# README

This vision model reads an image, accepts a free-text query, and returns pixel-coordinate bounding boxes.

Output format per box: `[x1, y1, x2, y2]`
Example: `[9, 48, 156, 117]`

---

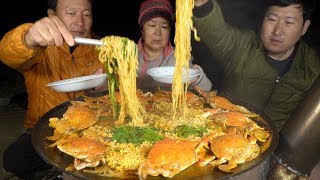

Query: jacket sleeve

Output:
[192, 65, 212, 91]
[0, 23, 37, 69]
[192, 0, 258, 67]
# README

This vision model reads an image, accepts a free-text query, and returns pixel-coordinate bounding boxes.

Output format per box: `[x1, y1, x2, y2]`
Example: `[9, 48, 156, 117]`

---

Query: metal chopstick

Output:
[74, 37, 103, 46]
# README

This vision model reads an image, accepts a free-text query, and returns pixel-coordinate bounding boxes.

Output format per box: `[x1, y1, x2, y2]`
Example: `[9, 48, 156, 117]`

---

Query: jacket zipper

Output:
[69, 54, 76, 96]
[263, 75, 280, 111]
[71, 54, 76, 79]
[72, 55, 75, 63]
[275, 75, 280, 83]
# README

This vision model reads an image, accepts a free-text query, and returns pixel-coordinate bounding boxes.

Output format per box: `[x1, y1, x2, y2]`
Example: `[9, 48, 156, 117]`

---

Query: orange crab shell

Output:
[62, 105, 98, 130]
[138, 138, 201, 178]
[196, 133, 261, 172]
[193, 86, 251, 113]
[210, 134, 253, 158]
[57, 137, 106, 161]
[146, 138, 200, 165]
[47, 105, 99, 141]
[212, 111, 251, 127]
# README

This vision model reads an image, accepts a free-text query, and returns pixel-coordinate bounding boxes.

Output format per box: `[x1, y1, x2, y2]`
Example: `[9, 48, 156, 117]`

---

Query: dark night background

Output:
[0, 0, 319, 43]
[0, 0, 319, 107]
[0, 0, 152, 42]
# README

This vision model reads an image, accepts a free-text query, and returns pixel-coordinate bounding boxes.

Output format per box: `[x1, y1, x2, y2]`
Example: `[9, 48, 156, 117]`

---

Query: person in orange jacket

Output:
[0, 0, 103, 179]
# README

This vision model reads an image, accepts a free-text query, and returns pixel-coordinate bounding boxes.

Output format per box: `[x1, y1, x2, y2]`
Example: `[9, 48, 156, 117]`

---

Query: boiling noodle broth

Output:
[42, 1, 274, 179]
[45, 88, 273, 179]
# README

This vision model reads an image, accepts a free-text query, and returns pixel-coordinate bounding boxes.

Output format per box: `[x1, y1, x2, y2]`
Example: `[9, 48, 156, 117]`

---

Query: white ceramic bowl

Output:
[146, 66, 201, 84]
[47, 74, 107, 92]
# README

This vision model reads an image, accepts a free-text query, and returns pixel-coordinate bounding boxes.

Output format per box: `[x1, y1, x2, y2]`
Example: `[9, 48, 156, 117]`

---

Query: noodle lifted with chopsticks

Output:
[97, 36, 145, 125]
[172, 0, 200, 118]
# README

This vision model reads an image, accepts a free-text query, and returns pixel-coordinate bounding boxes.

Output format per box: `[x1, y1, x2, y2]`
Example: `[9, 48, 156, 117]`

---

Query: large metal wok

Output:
[31, 92, 279, 179]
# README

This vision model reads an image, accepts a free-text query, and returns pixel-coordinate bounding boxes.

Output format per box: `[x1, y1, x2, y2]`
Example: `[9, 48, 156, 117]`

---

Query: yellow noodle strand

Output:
[97, 36, 145, 125]
[172, 0, 199, 118]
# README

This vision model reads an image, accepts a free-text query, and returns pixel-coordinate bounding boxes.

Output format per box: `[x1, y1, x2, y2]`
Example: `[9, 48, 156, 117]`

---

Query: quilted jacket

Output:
[0, 23, 103, 128]
[193, 0, 320, 130]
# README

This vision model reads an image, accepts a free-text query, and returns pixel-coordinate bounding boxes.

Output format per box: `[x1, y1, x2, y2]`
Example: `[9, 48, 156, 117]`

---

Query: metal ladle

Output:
[74, 37, 103, 46]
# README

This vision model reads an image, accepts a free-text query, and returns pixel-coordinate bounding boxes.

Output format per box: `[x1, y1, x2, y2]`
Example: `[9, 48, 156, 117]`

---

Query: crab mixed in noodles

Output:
[47, 87, 272, 179]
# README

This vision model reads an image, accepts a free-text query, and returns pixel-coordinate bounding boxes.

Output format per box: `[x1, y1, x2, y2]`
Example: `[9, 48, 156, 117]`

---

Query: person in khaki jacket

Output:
[0, 0, 104, 179]
[192, 0, 319, 179]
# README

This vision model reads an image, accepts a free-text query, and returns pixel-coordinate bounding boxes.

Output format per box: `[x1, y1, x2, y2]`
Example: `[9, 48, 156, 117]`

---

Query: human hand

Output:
[85, 68, 108, 94]
[194, 0, 209, 7]
[24, 15, 75, 47]
[189, 64, 201, 85]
